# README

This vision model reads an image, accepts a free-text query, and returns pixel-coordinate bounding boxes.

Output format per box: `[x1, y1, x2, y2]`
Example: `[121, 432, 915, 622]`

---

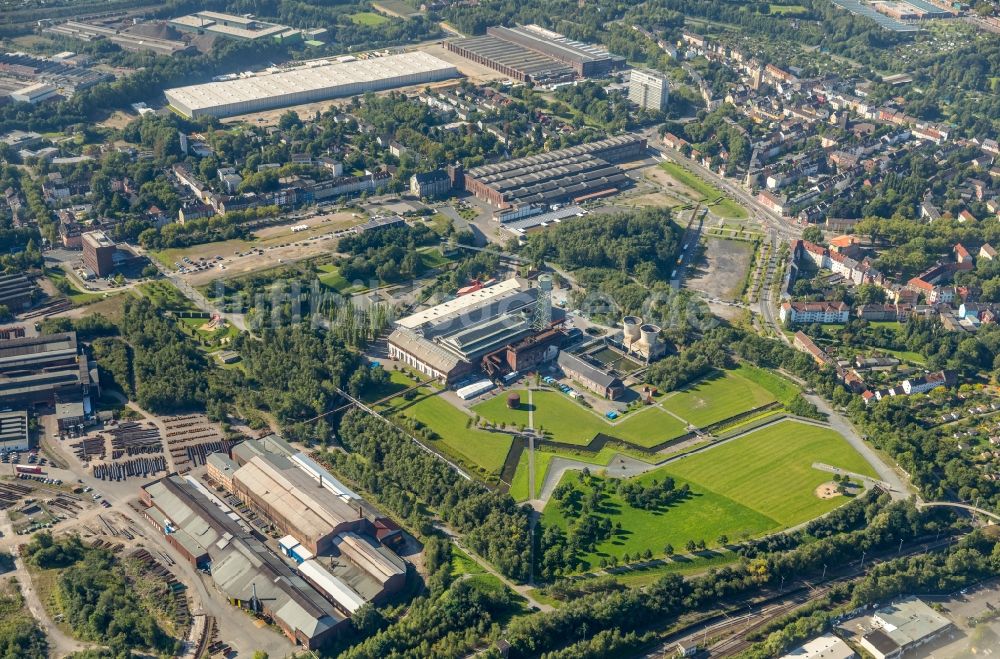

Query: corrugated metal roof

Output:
[299, 560, 367, 613]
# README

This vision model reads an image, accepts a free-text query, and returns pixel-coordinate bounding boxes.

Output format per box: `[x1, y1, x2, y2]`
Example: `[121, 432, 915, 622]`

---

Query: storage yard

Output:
[164, 52, 460, 118]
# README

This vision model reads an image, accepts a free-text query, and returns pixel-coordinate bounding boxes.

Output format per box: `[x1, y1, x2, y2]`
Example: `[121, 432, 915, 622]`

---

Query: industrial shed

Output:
[462, 134, 647, 209]
[164, 52, 459, 118]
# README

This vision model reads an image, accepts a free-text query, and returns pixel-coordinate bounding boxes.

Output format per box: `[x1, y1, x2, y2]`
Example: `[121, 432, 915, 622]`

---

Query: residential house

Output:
[780, 301, 850, 325]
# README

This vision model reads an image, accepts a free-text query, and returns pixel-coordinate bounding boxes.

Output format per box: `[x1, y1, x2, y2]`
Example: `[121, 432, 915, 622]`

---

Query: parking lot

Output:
[161, 210, 364, 286]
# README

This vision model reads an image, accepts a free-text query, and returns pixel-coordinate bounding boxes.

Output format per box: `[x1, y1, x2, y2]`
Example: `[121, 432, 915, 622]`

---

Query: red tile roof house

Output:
[954, 243, 974, 270]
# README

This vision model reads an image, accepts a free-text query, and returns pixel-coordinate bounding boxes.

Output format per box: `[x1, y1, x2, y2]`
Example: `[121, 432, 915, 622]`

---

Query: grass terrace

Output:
[660, 365, 789, 428]
[350, 11, 391, 25]
[473, 390, 689, 447]
[378, 372, 512, 477]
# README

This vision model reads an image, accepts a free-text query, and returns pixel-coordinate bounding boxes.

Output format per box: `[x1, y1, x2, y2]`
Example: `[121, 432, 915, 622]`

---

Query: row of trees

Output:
[505, 497, 961, 657]
[322, 412, 533, 582]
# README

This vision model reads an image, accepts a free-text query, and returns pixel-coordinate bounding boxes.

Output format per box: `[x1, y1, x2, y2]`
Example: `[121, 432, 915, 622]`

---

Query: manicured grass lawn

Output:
[45, 269, 106, 305]
[509, 443, 661, 502]
[661, 368, 779, 428]
[734, 363, 799, 405]
[613, 408, 690, 446]
[509, 449, 554, 501]
[350, 11, 390, 25]
[881, 348, 927, 364]
[769, 3, 808, 14]
[660, 419, 878, 526]
[540, 419, 877, 569]
[361, 368, 418, 404]
[316, 264, 366, 294]
[392, 390, 512, 476]
[660, 162, 747, 219]
[541, 471, 777, 568]
[474, 390, 688, 446]
[418, 247, 451, 269]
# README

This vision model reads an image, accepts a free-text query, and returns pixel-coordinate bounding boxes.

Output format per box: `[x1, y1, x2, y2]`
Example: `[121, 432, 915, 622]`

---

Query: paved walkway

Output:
[804, 392, 914, 500]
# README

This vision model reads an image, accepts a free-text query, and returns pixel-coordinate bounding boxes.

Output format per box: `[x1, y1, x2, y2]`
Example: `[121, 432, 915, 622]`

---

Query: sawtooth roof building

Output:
[140, 475, 347, 649]
[388, 278, 564, 383]
[461, 134, 647, 209]
[164, 52, 459, 118]
[0, 332, 96, 409]
[445, 24, 622, 83]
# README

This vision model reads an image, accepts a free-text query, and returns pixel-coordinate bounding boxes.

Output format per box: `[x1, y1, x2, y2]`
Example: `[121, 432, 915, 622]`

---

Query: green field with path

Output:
[474, 390, 689, 446]
[540, 419, 877, 568]
[350, 11, 390, 25]
[661, 366, 779, 428]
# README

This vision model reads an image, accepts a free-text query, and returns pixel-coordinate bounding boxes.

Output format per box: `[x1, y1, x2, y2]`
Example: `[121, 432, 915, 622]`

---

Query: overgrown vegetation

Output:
[22, 533, 180, 657]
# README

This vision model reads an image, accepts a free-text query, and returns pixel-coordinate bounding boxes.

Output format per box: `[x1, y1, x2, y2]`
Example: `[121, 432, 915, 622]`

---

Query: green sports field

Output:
[349, 11, 390, 25]
[473, 390, 689, 447]
[541, 419, 877, 567]
[661, 366, 781, 428]
[662, 419, 876, 525]
[542, 471, 775, 569]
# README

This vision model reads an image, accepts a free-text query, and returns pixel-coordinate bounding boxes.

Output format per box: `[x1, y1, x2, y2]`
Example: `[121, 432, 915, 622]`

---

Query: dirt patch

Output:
[98, 111, 135, 130]
[642, 165, 702, 204]
[815, 482, 841, 499]
[161, 212, 364, 285]
[684, 237, 755, 301]
[629, 191, 685, 208]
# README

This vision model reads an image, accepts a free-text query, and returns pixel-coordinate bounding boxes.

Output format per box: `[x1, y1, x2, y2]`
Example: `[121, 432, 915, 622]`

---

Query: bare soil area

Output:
[684, 237, 755, 301]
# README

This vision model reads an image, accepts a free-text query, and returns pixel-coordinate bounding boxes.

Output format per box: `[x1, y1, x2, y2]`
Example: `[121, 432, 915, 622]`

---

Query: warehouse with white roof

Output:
[164, 51, 459, 118]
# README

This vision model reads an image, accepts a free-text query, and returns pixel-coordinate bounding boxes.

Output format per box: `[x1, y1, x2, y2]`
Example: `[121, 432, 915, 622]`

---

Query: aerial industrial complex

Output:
[388, 277, 556, 383]
[387, 274, 661, 396]
[164, 52, 459, 118]
[168, 11, 306, 43]
[142, 434, 406, 649]
[445, 24, 622, 83]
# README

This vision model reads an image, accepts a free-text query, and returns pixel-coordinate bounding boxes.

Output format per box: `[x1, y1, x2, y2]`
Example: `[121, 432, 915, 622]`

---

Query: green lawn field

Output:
[508, 444, 642, 501]
[46, 269, 106, 305]
[661, 419, 877, 526]
[509, 450, 554, 501]
[390, 388, 512, 477]
[418, 247, 452, 269]
[474, 390, 689, 446]
[540, 419, 877, 568]
[661, 367, 779, 428]
[769, 3, 808, 14]
[541, 471, 776, 568]
[660, 162, 747, 219]
[349, 11, 391, 25]
[316, 264, 366, 294]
